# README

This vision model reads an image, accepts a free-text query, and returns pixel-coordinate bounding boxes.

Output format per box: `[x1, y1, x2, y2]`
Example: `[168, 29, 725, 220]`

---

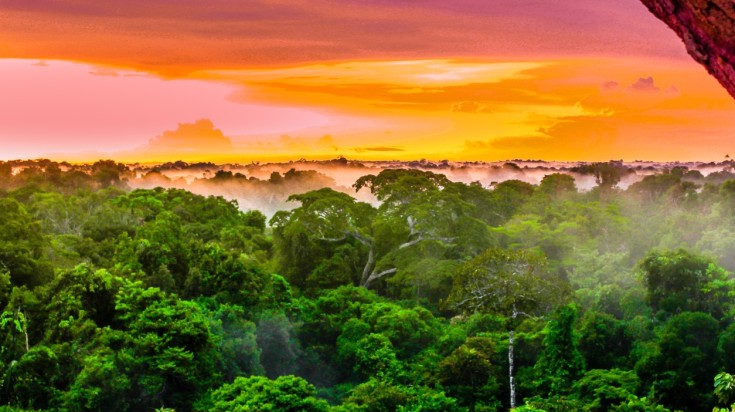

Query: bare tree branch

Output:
[363, 267, 397, 287]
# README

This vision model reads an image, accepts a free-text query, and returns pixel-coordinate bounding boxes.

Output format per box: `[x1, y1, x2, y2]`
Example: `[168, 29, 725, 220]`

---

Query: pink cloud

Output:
[0, 59, 327, 159]
[0, 0, 690, 72]
[145, 119, 233, 153]
[629, 77, 660, 93]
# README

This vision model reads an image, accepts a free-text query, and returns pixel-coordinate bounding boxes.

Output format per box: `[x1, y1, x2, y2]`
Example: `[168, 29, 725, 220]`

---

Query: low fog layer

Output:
[7, 157, 735, 218]
[137, 158, 733, 216]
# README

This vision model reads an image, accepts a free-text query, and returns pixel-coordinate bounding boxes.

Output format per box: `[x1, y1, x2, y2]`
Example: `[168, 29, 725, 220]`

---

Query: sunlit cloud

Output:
[145, 119, 232, 153]
[629, 77, 660, 93]
[0, 59, 328, 160]
[454, 60, 735, 161]
[0, 0, 688, 75]
[451, 101, 491, 113]
[352, 146, 405, 153]
[4, 56, 734, 162]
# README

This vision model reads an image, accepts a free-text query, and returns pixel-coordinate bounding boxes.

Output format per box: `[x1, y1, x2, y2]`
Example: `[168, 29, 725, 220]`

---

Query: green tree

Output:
[359, 302, 441, 359]
[577, 310, 631, 370]
[444, 248, 566, 409]
[1, 345, 60, 410]
[627, 173, 682, 204]
[273, 176, 489, 292]
[299, 286, 380, 347]
[354, 169, 492, 287]
[334, 301, 441, 382]
[340, 331, 400, 379]
[209, 375, 330, 412]
[0, 198, 52, 287]
[636, 311, 720, 411]
[270, 188, 377, 288]
[42, 265, 121, 346]
[336, 378, 462, 412]
[571, 369, 640, 411]
[489, 180, 536, 223]
[61, 347, 131, 412]
[90, 160, 129, 188]
[185, 243, 268, 308]
[337, 378, 411, 412]
[533, 304, 585, 397]
[713, 371, 735, 412]
[438, 336, 500, 409]
[397, 387, 464, 412]
[206, 303, 263, 382]
[571, 162, 631, 191]
[256, 312, 302, 379]
[114, 281, 219, 410]
[538, 173, 577, 198]
[718, 323, 735, 374]
[639, 249, 733, 318]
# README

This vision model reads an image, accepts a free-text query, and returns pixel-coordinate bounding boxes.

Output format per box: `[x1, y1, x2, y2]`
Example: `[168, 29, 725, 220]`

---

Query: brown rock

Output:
[640, 0, 735, 98]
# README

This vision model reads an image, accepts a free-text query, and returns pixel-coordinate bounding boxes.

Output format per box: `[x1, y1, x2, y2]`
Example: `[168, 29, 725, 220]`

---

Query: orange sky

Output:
[1, 0, 734, 162]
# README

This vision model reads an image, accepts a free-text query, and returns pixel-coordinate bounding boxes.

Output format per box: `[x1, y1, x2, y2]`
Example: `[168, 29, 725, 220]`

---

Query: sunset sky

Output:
[1, 0, 734, 162]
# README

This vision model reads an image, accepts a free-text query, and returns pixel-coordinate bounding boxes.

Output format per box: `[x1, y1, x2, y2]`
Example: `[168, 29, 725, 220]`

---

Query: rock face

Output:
[640, 0, 735, 99]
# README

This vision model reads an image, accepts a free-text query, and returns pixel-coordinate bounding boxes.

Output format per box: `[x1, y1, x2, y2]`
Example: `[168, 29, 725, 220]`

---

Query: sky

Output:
[1, 0, 734, 162]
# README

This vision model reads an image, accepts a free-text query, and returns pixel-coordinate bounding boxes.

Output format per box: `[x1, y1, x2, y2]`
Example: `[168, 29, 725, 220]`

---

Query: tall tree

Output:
[273, 171, 490, 291]
[444, 248, 566, 409]
[270, 188, 381, 287]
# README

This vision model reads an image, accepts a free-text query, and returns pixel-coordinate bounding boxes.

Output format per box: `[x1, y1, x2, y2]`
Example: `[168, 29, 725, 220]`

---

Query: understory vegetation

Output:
[3, 159, 735, 411]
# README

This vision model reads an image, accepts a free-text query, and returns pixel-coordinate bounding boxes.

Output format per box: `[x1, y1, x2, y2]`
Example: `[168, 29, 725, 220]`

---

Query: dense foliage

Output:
[2, 159, 735, 411]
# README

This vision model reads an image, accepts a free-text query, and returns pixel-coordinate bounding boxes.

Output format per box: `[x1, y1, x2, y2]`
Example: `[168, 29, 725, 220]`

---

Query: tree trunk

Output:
[23, 323, 29, 352]
[19, 309, 29, 353]
[509, 304, 518, 409]
[509, 329, 516, 410]
[360, 246, 375, 286]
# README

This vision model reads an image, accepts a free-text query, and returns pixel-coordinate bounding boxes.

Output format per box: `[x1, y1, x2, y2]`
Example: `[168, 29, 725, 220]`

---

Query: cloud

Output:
[0, 0, 689, 74]
[352, 146, 404, 153]
[451, 101, 490, 113]
[105, 119, 242, 162]
[276, 134, 340, 152]
[464, 114, 617, 160]
[146, 119, 233, 153]
[317, 135, 339, 152]
[219, 60, 551, 114]
[88, 67, 120, 76]
[621, 77, 679, 97]
[665, 85, 680, 95]
[601, 81, 619, 91]
[598, 76, 681, 103]
[629, 77, 660, 93]
[277, 135, 311, 152]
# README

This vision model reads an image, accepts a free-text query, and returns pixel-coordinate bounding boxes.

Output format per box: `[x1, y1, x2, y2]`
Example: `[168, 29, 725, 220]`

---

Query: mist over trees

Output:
[3, 157, 735, 410]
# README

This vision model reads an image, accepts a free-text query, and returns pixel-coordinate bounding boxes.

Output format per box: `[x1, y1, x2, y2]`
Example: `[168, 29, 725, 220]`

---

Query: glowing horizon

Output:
[1, 0, 734, 162]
